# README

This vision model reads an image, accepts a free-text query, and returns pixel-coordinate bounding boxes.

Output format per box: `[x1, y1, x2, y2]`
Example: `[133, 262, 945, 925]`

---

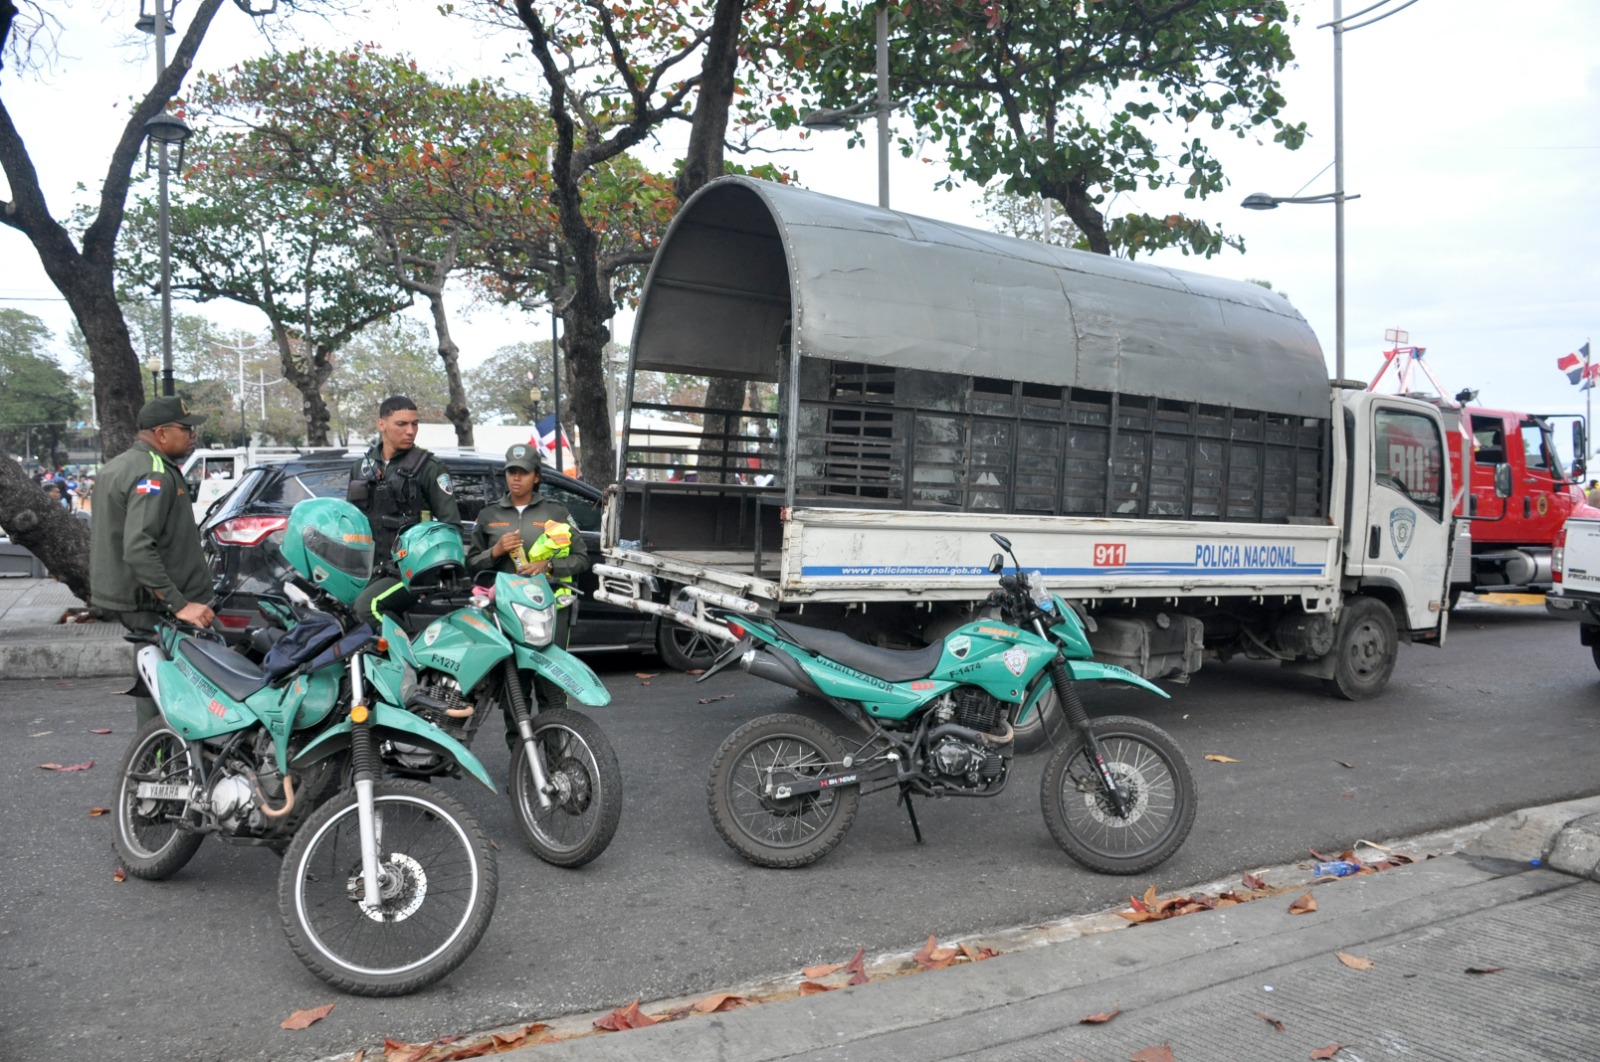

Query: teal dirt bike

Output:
[112, 502, 499, 996]
[701, 533, 1197, 873]
[371, 521, 623, 868]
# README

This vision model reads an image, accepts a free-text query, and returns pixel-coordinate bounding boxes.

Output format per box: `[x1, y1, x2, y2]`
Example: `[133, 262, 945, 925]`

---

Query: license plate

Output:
[136, 782, 194, 801]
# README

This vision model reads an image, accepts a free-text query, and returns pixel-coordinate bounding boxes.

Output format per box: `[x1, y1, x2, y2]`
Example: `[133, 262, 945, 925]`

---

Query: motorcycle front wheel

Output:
[1040, 715, 1196, 875]
[113, 717, 205, 880]
[707, 713, 860, 869]
[510, 707, 623, 868]
[279, 779, 497, 996]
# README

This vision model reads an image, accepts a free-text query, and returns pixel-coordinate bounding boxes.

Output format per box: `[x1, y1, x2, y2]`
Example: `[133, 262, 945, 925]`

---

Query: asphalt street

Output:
[1, 599, 1597, 1062]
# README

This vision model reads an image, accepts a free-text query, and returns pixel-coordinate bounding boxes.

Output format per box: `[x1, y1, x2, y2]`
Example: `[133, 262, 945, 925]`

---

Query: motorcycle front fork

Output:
[1046, 657, 1131, 818]
[348, 653, 384, 906]
[502, 659, 555, 809]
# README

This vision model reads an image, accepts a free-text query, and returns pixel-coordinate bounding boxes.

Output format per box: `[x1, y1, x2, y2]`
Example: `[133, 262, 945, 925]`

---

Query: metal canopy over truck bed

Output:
[605, 176, 1339, 610]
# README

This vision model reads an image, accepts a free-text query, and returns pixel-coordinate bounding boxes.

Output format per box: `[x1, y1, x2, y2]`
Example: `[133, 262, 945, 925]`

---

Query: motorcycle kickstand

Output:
[897, 784, 924, 845]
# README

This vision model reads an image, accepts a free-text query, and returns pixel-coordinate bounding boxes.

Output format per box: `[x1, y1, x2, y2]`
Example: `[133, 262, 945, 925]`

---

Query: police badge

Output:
[1002, 646, 1028, 677]
[1389, 506, 1417, 560]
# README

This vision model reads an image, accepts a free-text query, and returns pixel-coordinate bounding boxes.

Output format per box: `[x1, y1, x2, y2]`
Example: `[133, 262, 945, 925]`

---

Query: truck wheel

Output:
[657, 619, 720, 672]
[1589, 641, 1600, 673]
[1328, 596, 1397, 701]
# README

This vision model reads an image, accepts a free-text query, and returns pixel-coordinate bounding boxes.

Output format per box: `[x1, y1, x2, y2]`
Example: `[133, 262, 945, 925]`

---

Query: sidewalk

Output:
[0, 577, 131, 679]
[492, 799, 1600, 1062]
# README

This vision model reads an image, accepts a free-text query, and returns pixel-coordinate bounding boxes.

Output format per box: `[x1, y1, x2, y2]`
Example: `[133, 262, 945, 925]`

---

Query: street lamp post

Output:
[138, 1, 194, 399]
[801, 1, 893, 208]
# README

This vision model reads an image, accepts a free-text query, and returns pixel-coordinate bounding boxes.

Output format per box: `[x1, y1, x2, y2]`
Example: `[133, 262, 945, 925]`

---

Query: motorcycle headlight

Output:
[512, 601, 556, 647]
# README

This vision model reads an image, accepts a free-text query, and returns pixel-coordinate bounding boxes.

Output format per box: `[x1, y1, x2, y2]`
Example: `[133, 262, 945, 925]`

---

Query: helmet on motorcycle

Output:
[394, 520, 466, 590]
[281, 498, 375, 606]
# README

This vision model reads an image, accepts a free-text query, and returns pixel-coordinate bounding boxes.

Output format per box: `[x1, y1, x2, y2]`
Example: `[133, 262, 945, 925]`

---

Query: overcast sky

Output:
[3, 1, 1596, 416]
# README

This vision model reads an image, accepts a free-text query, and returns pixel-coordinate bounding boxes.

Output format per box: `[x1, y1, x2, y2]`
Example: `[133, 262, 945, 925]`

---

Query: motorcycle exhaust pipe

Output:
[743, 648, 829, 702]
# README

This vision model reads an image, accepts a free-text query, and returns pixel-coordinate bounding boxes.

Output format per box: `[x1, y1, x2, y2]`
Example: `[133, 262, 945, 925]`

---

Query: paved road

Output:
[1, 600, 1597, 1062]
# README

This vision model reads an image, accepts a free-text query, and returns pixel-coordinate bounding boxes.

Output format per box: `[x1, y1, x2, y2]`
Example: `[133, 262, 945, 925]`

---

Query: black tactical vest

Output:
[348, 446, 431, 564]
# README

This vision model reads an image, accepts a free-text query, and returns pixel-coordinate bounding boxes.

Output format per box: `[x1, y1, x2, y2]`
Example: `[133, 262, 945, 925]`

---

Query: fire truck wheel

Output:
[1328, 596, 1397, 701]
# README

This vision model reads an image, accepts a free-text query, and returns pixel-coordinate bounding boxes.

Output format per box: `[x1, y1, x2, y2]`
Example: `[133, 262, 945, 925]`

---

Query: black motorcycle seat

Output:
[178, 638, 268, 702]
[769, 619, 946, 684]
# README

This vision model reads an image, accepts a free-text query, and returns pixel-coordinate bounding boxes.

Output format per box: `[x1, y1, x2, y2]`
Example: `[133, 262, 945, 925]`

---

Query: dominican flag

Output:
[134, 478, 161, 495]
[1561, 343, 1593, 385]
[534, 413, 570, 456]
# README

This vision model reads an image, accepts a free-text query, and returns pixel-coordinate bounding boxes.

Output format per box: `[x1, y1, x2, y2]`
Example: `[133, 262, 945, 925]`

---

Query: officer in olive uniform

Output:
[90, 396, 216, 725]
[469, 443, 590, 717]
[346, 395, 460, 623]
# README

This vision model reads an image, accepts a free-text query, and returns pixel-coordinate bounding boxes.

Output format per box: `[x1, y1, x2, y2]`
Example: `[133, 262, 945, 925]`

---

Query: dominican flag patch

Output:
[135, 478, 161, 495]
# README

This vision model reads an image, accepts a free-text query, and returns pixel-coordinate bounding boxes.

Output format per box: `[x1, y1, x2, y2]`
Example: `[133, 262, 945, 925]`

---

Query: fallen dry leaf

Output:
[382, 1039, 434, 1062]
[1131, 1045, 1177, 1062]
[594, 1000, 658, 1031]
[1079, 1007, 1121, 1024]
[1257, 1011, 1285, 1032]
[798, 980, 835, 995]
[1242, 872, 1268, 891]
[1310, 1046, 1348, 1060]
[351, 1051, 364, 1062]
[1335, 951, 1373, 971]
[803, 961, 845, 978]
[844, 946, 868, 986]
[280, 1003, 335, 1030]
[913, 934, 960, 970]
[1203, 753, 1241, 763]
[112, 866, 126, 883]
[1288, 893, 1318, 915]
[38, 761, 94, 772]
[693, 992, 745, 1014]
[1465, 965, 1505, 975]
[488, 1024, 550, 1050]
[89, 807, 109, 816]
[959, 942, 999, 961]
[635, 672, 659, 679]
[89, 727, 113, 735]
[686, 668, 706, 676]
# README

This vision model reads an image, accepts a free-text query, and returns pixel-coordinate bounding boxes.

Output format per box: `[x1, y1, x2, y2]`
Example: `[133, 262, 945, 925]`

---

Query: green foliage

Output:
[0, 309, 79, 459]
[326, 316, 452, 443]
[779, 0, 1305, 258]
[466, 341, 559, 424]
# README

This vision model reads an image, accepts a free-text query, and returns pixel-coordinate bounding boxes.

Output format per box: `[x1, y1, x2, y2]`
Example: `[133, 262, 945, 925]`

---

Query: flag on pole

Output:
[534, 413, 570, 456]
[1582, 363, 1600, 391]
[1560, 350, 1585, 385]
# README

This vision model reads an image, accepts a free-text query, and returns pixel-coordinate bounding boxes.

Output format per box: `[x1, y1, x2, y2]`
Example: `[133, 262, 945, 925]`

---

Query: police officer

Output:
[346, 395, 460, 623]
[469, 443, 590, 717]
[90, 396, 215, 724]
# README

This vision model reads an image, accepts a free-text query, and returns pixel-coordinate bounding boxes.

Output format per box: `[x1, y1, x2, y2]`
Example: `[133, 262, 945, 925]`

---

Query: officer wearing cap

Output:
[469, 443, 590, 717]
[90, 397, 215, 724]
[347, 395, 460, 623]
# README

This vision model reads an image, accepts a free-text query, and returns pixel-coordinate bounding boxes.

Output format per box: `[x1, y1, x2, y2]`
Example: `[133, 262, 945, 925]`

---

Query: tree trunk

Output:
[428, 292, 474, 448]
[1044, 177, 1111, 256]
[0, 447, 92, 601]
[272, 325, 337, 447]
[562, 307, 615, 485]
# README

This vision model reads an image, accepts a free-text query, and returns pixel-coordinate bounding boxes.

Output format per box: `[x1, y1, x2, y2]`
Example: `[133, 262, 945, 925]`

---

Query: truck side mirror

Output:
[1494, 463, 1513, 499]
[1574, 420, 1588, 472]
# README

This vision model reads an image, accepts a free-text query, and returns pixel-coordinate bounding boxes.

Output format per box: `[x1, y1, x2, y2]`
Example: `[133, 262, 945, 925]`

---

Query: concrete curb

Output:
[0, 624, 133, 679]
[1465, 794, 1600, 879]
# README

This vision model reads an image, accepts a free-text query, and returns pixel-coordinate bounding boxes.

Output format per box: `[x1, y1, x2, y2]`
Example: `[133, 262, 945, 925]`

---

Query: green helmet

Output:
[394, 520, 466, 590]
[281, 498, 375, 606]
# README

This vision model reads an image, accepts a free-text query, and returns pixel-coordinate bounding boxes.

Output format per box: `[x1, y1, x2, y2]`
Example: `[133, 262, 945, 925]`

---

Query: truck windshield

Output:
[1374, 409, 1445, 520]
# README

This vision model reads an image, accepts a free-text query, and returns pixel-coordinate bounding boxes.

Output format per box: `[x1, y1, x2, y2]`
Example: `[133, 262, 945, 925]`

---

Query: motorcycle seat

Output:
[178, 638, 268, 702]
[769, 619, 946, 683]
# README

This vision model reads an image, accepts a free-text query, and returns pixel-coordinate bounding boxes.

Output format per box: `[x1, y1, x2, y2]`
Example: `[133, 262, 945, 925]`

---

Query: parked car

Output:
[201, 449, 712, 665]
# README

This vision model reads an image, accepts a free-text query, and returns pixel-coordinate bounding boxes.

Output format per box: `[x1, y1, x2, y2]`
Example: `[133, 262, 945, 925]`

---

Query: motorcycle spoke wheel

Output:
[1040, 715, 1196, 875]
[511, 708, 623, 868]
[279, 779, 497, 996]
[707, 713, 859, 869]
[113, 717, 204, 880]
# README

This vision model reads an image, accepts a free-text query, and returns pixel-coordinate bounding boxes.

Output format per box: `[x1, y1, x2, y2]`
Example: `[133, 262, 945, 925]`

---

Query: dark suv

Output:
[202, 449, 676, 658]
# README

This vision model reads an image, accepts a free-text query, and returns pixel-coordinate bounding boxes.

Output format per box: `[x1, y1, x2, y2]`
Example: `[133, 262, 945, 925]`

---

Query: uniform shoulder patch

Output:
[134, 477, 162, 496]
[436, 472, 453, 495]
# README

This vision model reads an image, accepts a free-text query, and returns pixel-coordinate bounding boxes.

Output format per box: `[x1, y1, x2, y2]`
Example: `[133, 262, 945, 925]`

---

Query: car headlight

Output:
[512, 601, 556, 647]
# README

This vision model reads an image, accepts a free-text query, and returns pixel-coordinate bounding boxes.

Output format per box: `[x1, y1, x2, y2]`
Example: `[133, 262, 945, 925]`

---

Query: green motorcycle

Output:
[701, 533, 1197, 873]
[112, 499, 498, 996]
[372, 521, 623, 868]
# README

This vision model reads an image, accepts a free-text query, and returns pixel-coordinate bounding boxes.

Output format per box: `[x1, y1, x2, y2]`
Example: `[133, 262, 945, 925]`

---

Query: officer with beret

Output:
[469, 443, 590, 717]
[346, 395, 460, 623]
[89, 396, 215, 724]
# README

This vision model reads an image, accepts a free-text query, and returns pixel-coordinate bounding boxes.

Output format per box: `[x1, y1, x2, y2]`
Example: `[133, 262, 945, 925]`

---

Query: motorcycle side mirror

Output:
[988, 552, 1005, 574]
[989, 532, 1012, 551]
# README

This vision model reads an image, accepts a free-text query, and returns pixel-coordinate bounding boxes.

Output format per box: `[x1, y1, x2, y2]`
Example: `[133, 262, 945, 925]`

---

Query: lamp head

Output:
[1240, 192, 1280, 211]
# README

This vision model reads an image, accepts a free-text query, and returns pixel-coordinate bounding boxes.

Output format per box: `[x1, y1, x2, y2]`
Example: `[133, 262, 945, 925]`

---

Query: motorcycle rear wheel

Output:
[1040, 715, 1196, 875]
[113, 717, 205, 880]
[707, 713, 859, 868]
[279, 779, 497, 996]
[511, 707, 623, 868]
